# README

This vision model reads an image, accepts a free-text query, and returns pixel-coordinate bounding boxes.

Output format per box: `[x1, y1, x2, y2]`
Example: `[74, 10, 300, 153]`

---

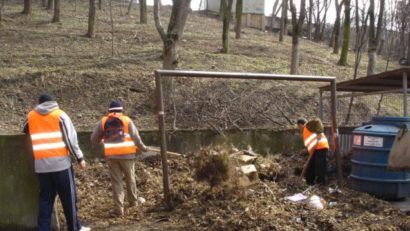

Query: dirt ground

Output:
[0, 1, 401, 134]
[57, 148, 410, 231]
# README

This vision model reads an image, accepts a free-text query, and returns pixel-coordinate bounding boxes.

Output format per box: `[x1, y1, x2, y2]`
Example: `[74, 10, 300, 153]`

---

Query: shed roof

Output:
[320, 68, 410, 92]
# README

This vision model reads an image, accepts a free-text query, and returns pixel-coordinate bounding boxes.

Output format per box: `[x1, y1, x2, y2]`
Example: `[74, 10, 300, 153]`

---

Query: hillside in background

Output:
[0, 1, 400, 134]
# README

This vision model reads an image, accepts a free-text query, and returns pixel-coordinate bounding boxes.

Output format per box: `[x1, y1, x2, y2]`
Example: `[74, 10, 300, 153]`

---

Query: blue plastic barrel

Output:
[350, 116, 410, 199]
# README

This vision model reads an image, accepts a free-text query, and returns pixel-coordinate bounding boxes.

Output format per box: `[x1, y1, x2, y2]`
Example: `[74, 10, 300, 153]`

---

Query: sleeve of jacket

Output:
[128, 120, 147, 152]
[90, 121, 104, 147]
[60, 112, 84, 162]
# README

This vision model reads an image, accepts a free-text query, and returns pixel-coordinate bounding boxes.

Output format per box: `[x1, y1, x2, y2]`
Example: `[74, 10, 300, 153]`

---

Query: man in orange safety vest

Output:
[91, 100, 148, 216]
[297, 118, 329, 185]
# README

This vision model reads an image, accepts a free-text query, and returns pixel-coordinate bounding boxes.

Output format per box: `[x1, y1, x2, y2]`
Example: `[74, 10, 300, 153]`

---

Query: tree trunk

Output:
[41, 0, 46, 7]
[407, 32, 410, 64]
[22, 0, 32, 15]
[154, 0, 191, 101]
[270, 0, 280, 31]
[47, 0, 53, 10]
[98, 0, 102, 10]
[289, 0, 306, 74]
[329, 25, 335, 47]
[0, 0, 4, 25]
[279, 0, 287, 42]
[126, 0, 133, 15]
[367, 0, 385, 75]
[290, 36, 299, 74]
[333, 0, 342, 53]
[337, 0, 350, 66]
[235, 0, 242, 39]
[307, 0, 313, 40]
[52, 0, 60, 22]
[222, 0, 233, 53]
[140, 0, 147, 24]
[86, 0, 96, 38]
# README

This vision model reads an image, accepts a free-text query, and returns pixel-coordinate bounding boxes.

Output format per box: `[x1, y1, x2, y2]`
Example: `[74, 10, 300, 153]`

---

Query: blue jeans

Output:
[37, 167, 81, 231]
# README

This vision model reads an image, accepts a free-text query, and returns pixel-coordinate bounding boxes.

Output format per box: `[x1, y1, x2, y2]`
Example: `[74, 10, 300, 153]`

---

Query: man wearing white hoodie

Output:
[23, 94, 90, 231]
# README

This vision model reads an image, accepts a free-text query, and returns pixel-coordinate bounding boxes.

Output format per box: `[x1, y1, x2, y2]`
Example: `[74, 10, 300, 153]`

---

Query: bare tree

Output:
[313, 0, 325, 41]
[279, 0, 288, 42]
[270, 0, 281, 31]
[319, 0, 331, 41]
[289, 0, 306, 74]
[126, 0, 133, 15]
[367, 0, 385, 75]
[331, 0, 344, 53]
[109, 0, 114, 56]
[41, 0, 46, 8]
[337, 0, 351, 66]
[22, 0, 32, 15]
[345, 0, 369, 124]
[307, 0, 314, 40]
[0, 0, 4, 25]
[98, 0, 102, 10]
[222, 0, 233, 53]
[47, 0, 53, 10]
[86, 0, 96, 38]
[52, 0, 60, 22]
[140, 0, 147, 24]
[153, 0, 191, 96]
[235, 0, 242, 39]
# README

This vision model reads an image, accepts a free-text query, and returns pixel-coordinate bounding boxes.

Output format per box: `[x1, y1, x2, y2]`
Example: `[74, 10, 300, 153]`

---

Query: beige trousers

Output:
[107, 159, 138, 213]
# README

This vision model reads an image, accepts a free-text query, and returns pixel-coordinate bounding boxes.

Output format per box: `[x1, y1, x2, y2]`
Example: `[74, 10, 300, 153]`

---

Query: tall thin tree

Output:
[222, 0, 233, 53]
[337, 0, 351, 66]
[86, 0, 96, 38]
[47, 0, 53, 10]
[153, 0, 191, 96]
[367, 0, 385, 75]
[22, 0, 32, 15]
[331, 0, 344, 53]
[235, 0, 243, 39]
[0, 0, 4, 25]
[140, 0, 147, 24]
[52, 0, 60, 22]
[279, 0, 287, 42]
[289, 0, 306, 74]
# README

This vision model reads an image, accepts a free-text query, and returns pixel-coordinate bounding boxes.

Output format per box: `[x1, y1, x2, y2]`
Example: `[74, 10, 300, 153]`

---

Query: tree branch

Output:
[153, 0, 166, 42]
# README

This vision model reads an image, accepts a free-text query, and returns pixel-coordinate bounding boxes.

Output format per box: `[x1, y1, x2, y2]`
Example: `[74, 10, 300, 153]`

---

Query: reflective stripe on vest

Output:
[303, 126, 329, 156]
[101, 113, 139, 156]
[28, 109, 69, 160]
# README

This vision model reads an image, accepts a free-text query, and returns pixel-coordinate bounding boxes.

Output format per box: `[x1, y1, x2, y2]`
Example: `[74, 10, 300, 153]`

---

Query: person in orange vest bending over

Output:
[23, 94, 90, 231]
[91, 100, 148, 216]
[297, 118, 329, 186]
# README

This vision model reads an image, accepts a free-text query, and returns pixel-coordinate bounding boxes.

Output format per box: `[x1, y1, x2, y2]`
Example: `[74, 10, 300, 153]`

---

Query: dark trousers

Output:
[37, 167, 81, 231]
[305, 148, 328, 186]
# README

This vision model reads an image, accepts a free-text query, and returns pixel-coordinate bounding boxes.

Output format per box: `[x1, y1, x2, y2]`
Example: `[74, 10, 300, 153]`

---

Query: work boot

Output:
[109, 208, 124, 217]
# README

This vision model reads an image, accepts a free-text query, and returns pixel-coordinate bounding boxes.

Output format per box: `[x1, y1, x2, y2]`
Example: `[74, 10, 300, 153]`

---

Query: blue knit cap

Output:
[109, 100, 123, 112]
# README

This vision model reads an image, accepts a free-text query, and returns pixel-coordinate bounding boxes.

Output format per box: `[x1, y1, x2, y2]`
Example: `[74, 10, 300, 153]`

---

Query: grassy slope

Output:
[0, 1, 400, 133]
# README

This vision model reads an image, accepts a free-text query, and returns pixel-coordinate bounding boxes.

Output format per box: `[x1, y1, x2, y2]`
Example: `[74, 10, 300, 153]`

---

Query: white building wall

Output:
[207, 0, 265, 14]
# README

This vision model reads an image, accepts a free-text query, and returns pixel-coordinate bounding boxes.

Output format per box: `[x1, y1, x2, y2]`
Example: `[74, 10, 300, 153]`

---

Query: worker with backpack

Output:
[91, 100, 148, 216]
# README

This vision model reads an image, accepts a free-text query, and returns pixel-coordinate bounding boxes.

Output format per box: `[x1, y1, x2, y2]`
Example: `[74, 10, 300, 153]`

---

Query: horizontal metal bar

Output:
[155, 70, 336, 82]
[322, 89, 410, 99]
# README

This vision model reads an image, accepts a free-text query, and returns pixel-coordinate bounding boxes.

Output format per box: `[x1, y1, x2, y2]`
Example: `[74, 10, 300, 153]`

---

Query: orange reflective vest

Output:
[303, 126, 329, 156]
[28, 109, 69, 160]
[101, 113, 139, 156]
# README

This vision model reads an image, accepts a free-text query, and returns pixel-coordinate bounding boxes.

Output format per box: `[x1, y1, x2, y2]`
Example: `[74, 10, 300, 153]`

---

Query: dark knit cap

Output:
[38, 94, 53, 104]
[109, 100, 123, 112]
[296, 118, 307, 125]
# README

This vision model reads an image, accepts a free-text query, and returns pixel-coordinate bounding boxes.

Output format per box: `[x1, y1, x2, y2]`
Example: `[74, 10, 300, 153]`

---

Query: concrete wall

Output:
[0, 129, 304, 230]
[0, 135, 38, 231]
